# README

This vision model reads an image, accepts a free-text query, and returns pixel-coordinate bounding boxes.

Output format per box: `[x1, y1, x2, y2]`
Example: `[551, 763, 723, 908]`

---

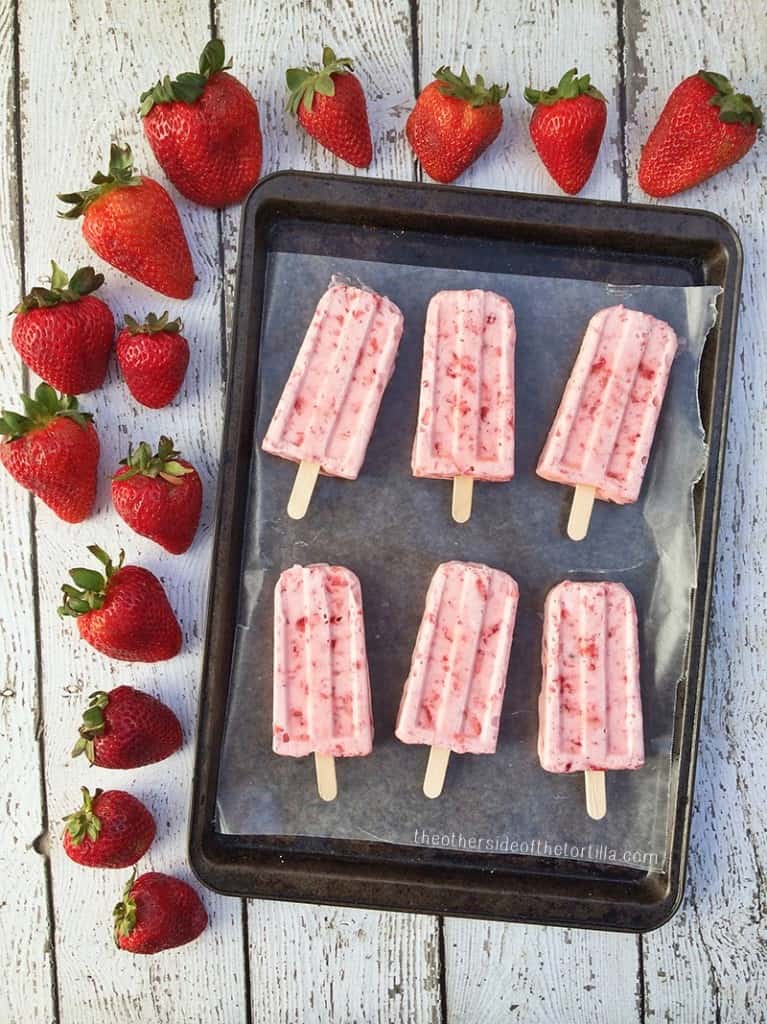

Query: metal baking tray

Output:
[190, 171, 740, 931]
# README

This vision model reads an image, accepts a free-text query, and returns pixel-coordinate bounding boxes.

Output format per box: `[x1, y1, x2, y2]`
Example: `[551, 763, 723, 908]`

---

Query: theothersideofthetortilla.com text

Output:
[413, 828, 661, 868]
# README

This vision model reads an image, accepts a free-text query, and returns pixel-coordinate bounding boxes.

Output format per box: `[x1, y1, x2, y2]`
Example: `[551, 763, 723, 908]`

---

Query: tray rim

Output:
[189, 170, 742, 933]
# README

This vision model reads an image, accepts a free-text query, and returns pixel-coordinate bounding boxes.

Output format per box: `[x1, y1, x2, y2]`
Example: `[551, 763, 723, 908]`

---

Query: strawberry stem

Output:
[113, 869, 139, 944]
[62, 786, 103, 845]
[433, 65, 508, 108]
[0, 384, 93, 440]
[57, 144, 141, 219]
[699, 70, 763, 128]
[71, 691, 110, 763]
[115, 436, 194, 483]
[286, 46, 355, 116]
[58, 549, 125, 620]
[123, 311, 183, 335]
[524, 67, 606, 107]
[12, 261, 104, 314]
[140, 39, 233, 116]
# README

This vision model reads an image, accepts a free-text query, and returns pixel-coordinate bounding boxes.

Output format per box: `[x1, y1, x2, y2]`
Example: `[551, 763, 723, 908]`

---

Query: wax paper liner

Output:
[214, 251, 720, 874]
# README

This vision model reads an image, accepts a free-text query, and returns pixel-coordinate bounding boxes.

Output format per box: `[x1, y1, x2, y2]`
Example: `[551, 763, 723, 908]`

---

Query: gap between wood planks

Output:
[10, 0, 61, 1019]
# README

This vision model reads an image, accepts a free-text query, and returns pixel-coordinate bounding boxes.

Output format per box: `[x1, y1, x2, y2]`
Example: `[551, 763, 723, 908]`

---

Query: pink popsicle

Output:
[396, 561, 518, 758]
[273, 564, 373, 769]
[412, 290, 515, 521]
[263, 284, 404, 515]
[537, 305, 678, 505]
[538, 580, 644, 775]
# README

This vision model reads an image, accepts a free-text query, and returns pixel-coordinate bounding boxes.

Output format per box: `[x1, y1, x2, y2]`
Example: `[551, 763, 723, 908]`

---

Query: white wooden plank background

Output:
[1, 0, 765, 1022]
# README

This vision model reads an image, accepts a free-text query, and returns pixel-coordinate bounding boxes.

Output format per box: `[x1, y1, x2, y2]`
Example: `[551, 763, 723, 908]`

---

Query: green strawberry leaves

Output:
[72, 691, 111, 762]
[13, 261, 105, 314]
[0, 384, 93, 440]
[434, 65, 509, 108]
[58, 143, 141, 219]
[525, 67, 605, 107]
[286, 45, 355, 115]
[699, 70, 763, 128]
[63, 786, 103, 844]
[113, 869, 139, 942]
[115, 436, 194, 486]
[123, 311, 183, 336]
[58, 546, 125, 620]
[139, 38, 233, 115]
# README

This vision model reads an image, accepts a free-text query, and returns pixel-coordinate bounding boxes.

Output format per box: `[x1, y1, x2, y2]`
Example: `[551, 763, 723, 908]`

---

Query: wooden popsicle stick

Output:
[567, 484, 596, 541]
[314, 753, 337, 802]
[585, 770, 606, 820]
[451, 475, 474, 524]
[287, 460, 320, 520]
[423, 745, 451, 799]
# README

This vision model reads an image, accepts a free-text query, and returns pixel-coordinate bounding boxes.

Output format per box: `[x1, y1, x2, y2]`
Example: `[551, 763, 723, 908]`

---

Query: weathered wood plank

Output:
[624, 4, 767, 1020]
[444, 924, 641, 1024]
[0, 3, 57, 1022]
[17, 1, 247, 1020]
[213, 2, 443, 1020]
[248, 902, 443, 1024]
[418, 3, 641, 1020]
[417, 0, 623, 196]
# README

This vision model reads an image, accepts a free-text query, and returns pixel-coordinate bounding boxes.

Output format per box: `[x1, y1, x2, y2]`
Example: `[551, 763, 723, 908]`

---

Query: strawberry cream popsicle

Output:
[273, 563, 373, 800]
[263, 282, 404, 518]
[537, 304, 678, 539]
[412, 289, 516, 523]
[538, 579, 644, 819]
[396, 560, 518, 797]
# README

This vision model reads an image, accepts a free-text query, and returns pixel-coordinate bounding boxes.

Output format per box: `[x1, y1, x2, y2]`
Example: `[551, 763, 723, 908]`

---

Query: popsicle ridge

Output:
[412, 289, 516, 481]
[538, 580, 644, 773]
[537, 305, 678, 504]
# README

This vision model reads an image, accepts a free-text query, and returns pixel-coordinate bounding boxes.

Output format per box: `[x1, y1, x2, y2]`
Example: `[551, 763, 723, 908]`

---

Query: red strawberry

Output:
[112, 437, 202, 555]
[12, 262, 114, 394]
[287, 46, 372, 167]
[71, 686, 182, 769]
[63, 786, 156, 868]
[524, 67, 607, 195]
[116, 312, 190, 408]
[407, 66, 508, 184]
[141, 39, 262, 207]
[58, 144, 195, 300]
[0, 384, 99, 523]
[113, 871, 207, 954]
[58, 546, 182, 662]
[638, 71, 762, 198]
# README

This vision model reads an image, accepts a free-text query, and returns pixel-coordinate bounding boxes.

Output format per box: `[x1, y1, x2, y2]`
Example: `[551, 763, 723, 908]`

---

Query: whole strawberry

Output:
[287, 46, 372, 167]
[113, 871, 207, 954]
[12, 262, 114, 394]
[72, 686, 183, 769]
[58, 546, 182, 662]
[525, 67, 607, 194]
[116, 312, 189, 408]
[141, 39, 262, 207]
[0, 384, 99, 523]
[58, 144, 195, 300]
[639, 71, 762, 198]
[407, 66, 508, 183]
[63, 786, 156, 868]
[112, 437, 202, 554]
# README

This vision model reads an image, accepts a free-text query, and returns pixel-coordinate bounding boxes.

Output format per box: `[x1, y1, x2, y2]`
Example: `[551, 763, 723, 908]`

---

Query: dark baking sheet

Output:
[190, 172, 741, 931]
